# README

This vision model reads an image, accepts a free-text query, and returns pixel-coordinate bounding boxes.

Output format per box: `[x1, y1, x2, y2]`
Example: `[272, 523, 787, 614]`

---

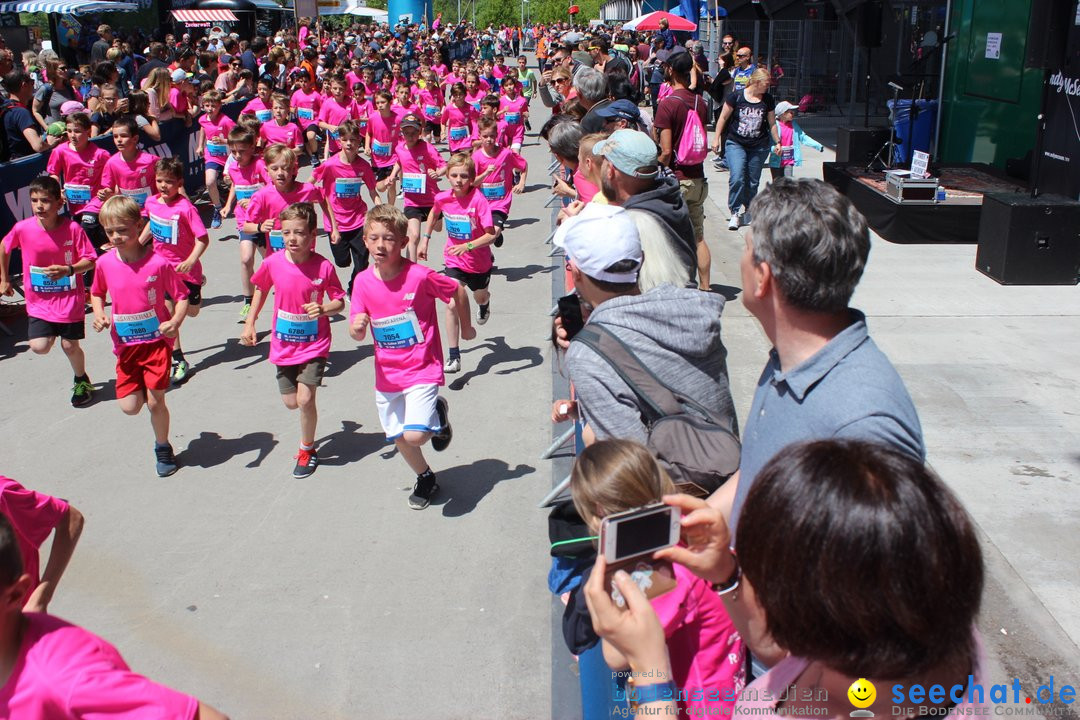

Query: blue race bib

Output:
[64, 184, 92, 205]
[149, 212, 177, 245]
[235, 183, 262, 201]
[444, 213, 472, 241]
[268, 230, 285, 251]
[372, 139, 392, 157]
[505, 112, 521, 125]
[370, 310, 422, 350]
[401, 173, 426, 195]
[297, 106, 315, 121]
[206, 142, 228, 159]
[334, 177, 363, 199]
[424, 104, 439, 117]
[120, 186, 150, 208]
[481, 181, 505, 200]
[114, 309, 160, 344]
[449, 126, 468, 141]
[28, 265, 76, 293]
[274, 309, 318, 342]
[255, 108, 273, 123]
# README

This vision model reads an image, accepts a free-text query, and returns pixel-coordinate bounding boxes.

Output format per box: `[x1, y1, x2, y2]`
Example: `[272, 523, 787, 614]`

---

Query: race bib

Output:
[357, 118, 368, 133]
[781, 145, 794, 162]
[372, 139, 392, 157]
[297, 106, 315, 121]
[206, 142, 228, 159]
[328, 129, 340, 140]
[64, 184, 92, 205]
[449, 125, 468, 141]
[274, 309, 318, 343]
[424, 103, 439, 117]
[481, 181, 505, 200]
[370, 309, 422, 350]
[114, 309, 160, 344]
[28, 265, 76, 293]
[444, 213, 472, 241]
[401, 172, 426, 195]
[268, 230, 285, 251]
[149, 212, 178, 245]
[335, 177, 363, 199]
[505, 111, 521, 125]
[255, 108, 273, 123]
[235, 183, 263, 201]
[120, 186, 150, 208]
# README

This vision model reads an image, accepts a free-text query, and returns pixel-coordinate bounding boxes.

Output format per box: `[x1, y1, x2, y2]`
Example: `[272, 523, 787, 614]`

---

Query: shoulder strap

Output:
[574, 323, 728, 427]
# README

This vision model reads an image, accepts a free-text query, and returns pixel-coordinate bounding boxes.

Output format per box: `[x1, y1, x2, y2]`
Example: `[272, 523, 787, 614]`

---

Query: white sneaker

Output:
[444, 357, 461, 374]
[477, 302, 490, 325]
[728, 213, 740, 231]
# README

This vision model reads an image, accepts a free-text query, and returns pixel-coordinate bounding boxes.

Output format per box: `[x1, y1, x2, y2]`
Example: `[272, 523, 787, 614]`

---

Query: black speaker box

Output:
[857, 0, 884, 49]
[976, 193, 1080, 285]
[836, 126, 890, 163]
[1025, 0, 1071, 68]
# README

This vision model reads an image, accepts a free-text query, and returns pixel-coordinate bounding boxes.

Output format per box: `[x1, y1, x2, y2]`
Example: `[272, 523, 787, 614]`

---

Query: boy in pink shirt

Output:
[243, 75, 275, 123]
[473, 117, 528, 249]
[0, 513, 229, 718]
[415, 69, 444, 144]
[367, 91, 401, 199]
[101, 117, 158, 213]
[0, 476, 83, 613]
[312, 120, 379, 294]
[258, 93, 304, 151]
[141, 156, 209, 387]
[244, 144, 339, 254]
[442, 83, 480, 154]
[92, 195, 190, 476]
[168, 69, 197, 125]
[392, 84, 422, 121]
[421, 153, 498, 374]
[497, 75, 530, 151]
[290, 70, 323, 167]
[45, 112, 110, 251]
[241, 203, 346, 478]
[385, 114, 446, 261]
[349, 205, 476, 509]
[221, 126, 270, 322]
[196, 89, 236, 229]
[317, 72, 356, 160]
[0, 177, 98, 406]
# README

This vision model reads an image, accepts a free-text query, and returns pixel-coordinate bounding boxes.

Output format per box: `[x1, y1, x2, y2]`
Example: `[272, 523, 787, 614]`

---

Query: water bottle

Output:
[936, 187, 946, 203]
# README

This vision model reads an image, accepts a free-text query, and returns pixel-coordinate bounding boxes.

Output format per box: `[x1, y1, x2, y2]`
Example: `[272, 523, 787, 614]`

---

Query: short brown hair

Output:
[279, 202, 317, 232]
[336, 119, 361, 141]
[155, 156, 184, 180]
[737, 439, 983, 678]
[570, 440, 674, 528]
[227, 126, 257, 146]
[364, 204, 408, 239]
[445, 152, 475, 178]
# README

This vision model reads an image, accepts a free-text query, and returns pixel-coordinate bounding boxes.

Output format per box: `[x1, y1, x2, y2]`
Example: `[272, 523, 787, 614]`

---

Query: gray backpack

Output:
[573, 324, 741, 497]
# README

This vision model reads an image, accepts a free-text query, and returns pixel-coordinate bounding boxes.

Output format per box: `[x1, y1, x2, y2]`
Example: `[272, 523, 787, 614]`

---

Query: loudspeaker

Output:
[856, 0, 884, 49]
[836, 126, 890, 163]
[976, 193, 1080, 285]
[1025, 0, 1070, 69]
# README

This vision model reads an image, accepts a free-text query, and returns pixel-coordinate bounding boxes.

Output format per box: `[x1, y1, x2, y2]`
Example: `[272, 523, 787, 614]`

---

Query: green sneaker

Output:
[171, 359, 192, 385]
[238, 302, 252, 323]
[70, 379, 94, 407]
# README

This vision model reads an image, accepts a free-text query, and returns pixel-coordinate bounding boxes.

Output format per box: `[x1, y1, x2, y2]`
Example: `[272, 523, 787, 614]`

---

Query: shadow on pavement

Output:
[201, 293, 243, 308]
[323, 345, 373, 378]
[180, 430, 279, 469]
[316, 420, 390, 466]
[505, 217, 540, 230]
[493, 264, 552, 283]
[0, 313, 28, 361]
[188, 336, 267, 373]
[710, 283, 742, 301]
[448, 335, 543, 391]
[432, 459, 537, 517]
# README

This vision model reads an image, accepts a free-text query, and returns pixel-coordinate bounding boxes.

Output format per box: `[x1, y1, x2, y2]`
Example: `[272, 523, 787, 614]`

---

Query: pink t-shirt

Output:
[0, 477, 68, 604]
[0, 613, 199, 719]
[574, 169, 599, 204]
[353, 98, 372, 136]
[499, 94, 529, 145]
[226, 158, 269, 230]
[2, 217, 95, 323]
[658, 83, 673, 102]
[90, 248, 189, 355]
[416, 88, 443, 121]
[250, 250, 345, 366]
[313, 153, 377, 232]
[291, 87, 322, 125]
[318, 96, 356, 153]
[392, 101, 422, 121]
[45, 142, 110, 216]
[442, 103, 479, 152]
[198, 112, 236, 166]
[350, 260, 460, 393]
[779, 122, 796, 167]
[465, 88, 486, 112]
[472, 147, 527, 214]
[432, 188, 494, 274]
[245, 183, 322, 252]
[259, 120, 304, 148]
[142, 194, 208, 284]
[345, 71, 364, 94]
[102, 152, 158, 211]
[432, 63, 448, 78]
[243, 96, 273, 123]
[393, 140, 445, 209]
[367, 111, 400, 168]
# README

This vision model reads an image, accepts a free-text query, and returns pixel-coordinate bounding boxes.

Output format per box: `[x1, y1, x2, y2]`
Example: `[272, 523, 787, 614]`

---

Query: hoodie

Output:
[620, 174, 698, 283]
[566, 283, 737, 444]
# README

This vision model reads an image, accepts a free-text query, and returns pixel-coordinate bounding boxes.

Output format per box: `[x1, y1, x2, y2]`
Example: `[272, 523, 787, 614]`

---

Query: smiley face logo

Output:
[848, 678, 876, 709]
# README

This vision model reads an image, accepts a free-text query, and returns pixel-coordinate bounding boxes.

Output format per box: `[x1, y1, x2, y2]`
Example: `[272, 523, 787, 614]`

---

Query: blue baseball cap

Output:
[595, 99, 642, 124]
[593, 129, 659, 179]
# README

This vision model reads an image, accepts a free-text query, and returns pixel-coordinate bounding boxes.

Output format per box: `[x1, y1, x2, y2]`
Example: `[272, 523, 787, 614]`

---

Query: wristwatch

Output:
[466, 241, 475, 250]
[711, 552, 741, 597]
[67, 264, 75, 277]
[627, 676, 678, 713]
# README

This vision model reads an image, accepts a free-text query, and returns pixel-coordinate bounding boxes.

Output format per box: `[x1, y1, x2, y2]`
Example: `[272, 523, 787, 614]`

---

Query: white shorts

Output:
[375, 383, 442, 440]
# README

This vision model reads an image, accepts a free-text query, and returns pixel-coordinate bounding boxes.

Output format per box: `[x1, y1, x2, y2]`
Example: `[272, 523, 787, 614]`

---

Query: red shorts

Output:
[115, 341, 171, 398]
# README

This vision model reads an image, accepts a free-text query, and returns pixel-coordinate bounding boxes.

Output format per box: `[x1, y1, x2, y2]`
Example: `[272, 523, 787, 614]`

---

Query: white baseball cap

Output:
[553, 204, 642, 283]
[775, 100, 798, 116]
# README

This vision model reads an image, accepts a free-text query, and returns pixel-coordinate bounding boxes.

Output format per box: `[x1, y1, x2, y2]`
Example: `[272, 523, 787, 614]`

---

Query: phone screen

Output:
[612, 508, 674, 561]
[557, 294, 585, 340]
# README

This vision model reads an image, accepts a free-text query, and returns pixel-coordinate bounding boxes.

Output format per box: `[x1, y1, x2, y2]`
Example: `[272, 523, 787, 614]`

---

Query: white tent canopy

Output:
[316, 0, 387, 18]
[0, 0, 138, 12]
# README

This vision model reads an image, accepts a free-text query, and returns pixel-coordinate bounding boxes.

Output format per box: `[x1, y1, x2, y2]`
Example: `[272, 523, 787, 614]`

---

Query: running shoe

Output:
[432, 397, 452, 452]
[310, 154, 321, 169]
[171, 359, 192, 385]
[155, 443, 179, 477]
[408, 470, 439, 510]
[728, 213, 740, 231]
[71, 379, 94, 407]
[477, 303, 490, 325]
[444, 356, 461, 374]
[293, 447, 319, 478]
[210, 206, 222, 229]
[238, 302, 251, 323]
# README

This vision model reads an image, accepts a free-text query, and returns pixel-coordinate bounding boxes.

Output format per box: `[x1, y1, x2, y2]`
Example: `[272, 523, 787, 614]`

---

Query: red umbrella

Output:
[623, 10, 697, 32]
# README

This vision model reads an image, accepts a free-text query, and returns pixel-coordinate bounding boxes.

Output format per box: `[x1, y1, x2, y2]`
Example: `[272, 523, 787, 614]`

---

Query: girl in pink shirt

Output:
[241, 203, 345, 479]
[367, 91, 401, 196]
[442, 83, 480, 154]
[196, 89, 236, 229]
[473, 117, 528, 248]
[497, 76, 530, 151]
[243, 75, 275, 123]
[221, 126, 270, 321]
[386, 114, 447, 261]
[102, 117, 159, 213]
[45, 112, 110, 244]
[353, 85, 373, 139]
[291, 73, 323, 166]
[423, 153, 498, 372]
[244, 144, 338, 254]
[464, 72, 487, 111]
[416, 69, 444, 144]
[258, 93, 304, 150]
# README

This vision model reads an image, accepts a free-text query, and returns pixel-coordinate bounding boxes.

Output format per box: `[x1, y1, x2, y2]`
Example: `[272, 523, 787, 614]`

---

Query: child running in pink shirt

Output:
[473, 117, 528, 248]
[45, 111, 110, 251]
[101, 117, 158, 213]
[367, 90, 401, 203]
[312, 120, 379, 293]
[442, 82, 479, 155]
[221, 126, 270, 322]
[243, 74, 275, 124]
[291, 69, 323, 167]
[349, 204, 476, 510]
[0, 177, 97, 406]
[196, 89, 236, 230]
[317, 71, 356, 162]
[92, 195, 190, 476]
[392, 84, 421, 121]
[141, 156, 209, 386]
[241, 202, 346, 479]
[497, 75, 529, 152]
[0, 512, 229, 718]
[386, 113, 446, 261]
[416, 69, 444, 144]
[421, 153, 498, 374]
[244, 144, 338, 254]
[258, 93, 304, 152]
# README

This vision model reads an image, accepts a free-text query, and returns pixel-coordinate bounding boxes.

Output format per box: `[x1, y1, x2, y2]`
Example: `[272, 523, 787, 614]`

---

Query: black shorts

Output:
[445, 266, 491, 292]
[491, 210, 507, 230]
[374, 166, 394, 181]
[425, 120, 442, 137]
[404, 205, 432, 222]
[168, 280, 202, 306]
[27, 316, 85, 341]
[328, 226, 365, 268]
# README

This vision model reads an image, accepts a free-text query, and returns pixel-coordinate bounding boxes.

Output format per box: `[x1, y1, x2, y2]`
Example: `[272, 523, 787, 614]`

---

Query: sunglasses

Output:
[737, 53, 751, 58]
[553, 77, 568, 83]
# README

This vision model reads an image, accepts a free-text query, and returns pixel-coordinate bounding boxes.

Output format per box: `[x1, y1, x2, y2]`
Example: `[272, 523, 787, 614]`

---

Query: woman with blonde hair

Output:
[144, 66, 175, 123]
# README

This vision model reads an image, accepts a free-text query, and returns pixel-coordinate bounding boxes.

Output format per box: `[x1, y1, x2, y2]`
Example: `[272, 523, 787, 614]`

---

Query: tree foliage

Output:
[432, 0, 600, 27]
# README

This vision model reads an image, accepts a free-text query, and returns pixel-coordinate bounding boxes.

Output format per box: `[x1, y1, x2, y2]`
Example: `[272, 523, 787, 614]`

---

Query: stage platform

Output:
[823, 162, 1029, 244]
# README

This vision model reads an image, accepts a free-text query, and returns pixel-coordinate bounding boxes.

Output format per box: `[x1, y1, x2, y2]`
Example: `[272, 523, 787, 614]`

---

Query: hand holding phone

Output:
[556, 293, 585, 341]
[600, 504, 681, 606]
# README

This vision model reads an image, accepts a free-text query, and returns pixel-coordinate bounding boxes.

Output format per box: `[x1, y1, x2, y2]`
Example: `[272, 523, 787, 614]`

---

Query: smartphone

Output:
[544, 61, 553, 72]
[599, 503, 681, 564]
[557, 293, 585, 341]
